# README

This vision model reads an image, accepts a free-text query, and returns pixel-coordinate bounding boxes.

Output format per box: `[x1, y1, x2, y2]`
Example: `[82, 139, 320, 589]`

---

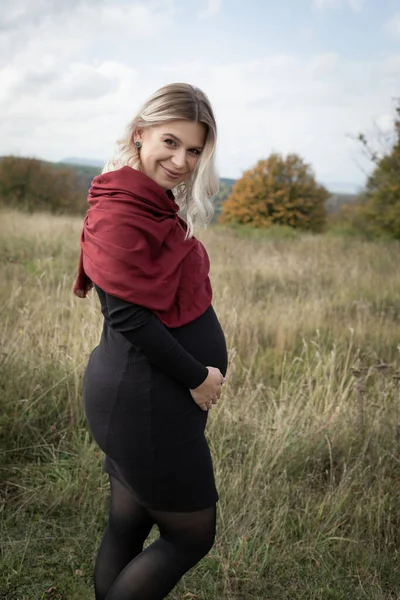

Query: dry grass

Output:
[1, 208, 400, 599]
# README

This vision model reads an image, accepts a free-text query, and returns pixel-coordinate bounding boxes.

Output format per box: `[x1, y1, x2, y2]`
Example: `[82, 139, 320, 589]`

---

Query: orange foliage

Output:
[219, 153, 328, 232]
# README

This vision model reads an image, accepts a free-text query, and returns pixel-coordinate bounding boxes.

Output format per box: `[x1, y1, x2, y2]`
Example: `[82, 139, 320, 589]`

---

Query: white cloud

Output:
[199, 0, 222, 18]
[305, 52, 338, 76]
[0, 0, 82, 29]
[348, 0, 365, 12]
[375, 114, 395, 133]
[313, 0, 365, 12]
[385, 13, 400, 38]
[0, 0, 175, 70]
[48, 64, 120, 101]
[313, 0, 336, 9]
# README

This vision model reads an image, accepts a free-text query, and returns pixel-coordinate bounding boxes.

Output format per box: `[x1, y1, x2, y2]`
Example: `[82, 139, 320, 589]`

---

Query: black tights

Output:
[94, 476, 216, 600]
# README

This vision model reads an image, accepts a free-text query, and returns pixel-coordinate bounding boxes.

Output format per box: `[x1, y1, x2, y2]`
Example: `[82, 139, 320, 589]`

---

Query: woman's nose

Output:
[171, 149, 186, 169]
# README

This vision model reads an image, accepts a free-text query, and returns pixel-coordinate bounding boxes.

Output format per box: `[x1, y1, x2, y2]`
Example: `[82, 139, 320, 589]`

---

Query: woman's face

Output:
[135, 120, 207, 190]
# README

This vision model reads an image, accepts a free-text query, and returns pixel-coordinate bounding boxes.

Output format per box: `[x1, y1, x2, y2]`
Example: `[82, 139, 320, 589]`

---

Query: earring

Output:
[135, 141, 142, 149]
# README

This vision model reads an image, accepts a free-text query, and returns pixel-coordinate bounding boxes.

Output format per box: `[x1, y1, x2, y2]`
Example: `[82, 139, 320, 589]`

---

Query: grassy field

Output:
[1, 208, 400, 599]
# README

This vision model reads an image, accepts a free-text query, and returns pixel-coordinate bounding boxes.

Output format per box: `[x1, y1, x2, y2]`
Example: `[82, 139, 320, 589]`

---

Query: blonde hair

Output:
[103, 82, 219, 239]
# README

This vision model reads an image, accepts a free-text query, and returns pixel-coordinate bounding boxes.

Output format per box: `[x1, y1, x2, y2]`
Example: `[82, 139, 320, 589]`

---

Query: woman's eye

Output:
[165, 139, 177, 147]
[190, 149, 201, 156]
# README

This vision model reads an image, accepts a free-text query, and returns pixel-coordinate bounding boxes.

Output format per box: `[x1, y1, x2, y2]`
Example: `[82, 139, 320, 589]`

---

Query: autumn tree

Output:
[356, 102, 400, 239]
[330, 100, 400, 239]
[218, 153, 328, 232]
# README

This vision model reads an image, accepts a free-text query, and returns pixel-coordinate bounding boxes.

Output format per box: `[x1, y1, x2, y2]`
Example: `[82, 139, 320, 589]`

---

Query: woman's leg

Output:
[94, 476, 155, 600]
[105, 501, 217, 600]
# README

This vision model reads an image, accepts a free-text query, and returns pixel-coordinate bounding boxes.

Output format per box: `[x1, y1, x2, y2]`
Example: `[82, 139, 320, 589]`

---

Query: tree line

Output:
[0, 157, 93, 215]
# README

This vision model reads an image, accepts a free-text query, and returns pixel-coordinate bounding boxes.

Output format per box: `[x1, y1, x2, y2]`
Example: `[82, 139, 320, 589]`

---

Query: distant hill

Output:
[326, 193, 358, 215]
[220, 177, 235, 187]
[61, 157, 105, 168]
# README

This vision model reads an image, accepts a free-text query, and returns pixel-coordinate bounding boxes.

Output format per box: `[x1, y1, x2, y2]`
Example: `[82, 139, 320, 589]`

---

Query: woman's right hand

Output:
[190, 366, 226, 412]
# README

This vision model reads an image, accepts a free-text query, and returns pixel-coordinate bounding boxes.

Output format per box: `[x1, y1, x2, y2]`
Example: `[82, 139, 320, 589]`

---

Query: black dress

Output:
[82, 284, 229, 512]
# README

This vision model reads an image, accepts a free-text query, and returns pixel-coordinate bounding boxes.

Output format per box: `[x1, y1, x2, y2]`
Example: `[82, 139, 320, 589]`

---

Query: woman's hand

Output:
[190, 366, 226, 411]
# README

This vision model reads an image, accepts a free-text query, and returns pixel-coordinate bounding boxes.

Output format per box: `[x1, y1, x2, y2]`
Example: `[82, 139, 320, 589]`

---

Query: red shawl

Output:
[73, 166, 212, 327]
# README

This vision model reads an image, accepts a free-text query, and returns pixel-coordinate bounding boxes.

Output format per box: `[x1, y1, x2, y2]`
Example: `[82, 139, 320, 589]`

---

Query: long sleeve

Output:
[96, 286, 209, 390]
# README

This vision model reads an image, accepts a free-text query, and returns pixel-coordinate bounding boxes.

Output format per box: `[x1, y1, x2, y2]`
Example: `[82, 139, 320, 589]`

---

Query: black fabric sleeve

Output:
[101, 289, 209, 390]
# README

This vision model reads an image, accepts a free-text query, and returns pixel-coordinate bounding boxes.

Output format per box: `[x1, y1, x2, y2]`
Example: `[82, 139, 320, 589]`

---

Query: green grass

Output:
[1, 208, 400, 599]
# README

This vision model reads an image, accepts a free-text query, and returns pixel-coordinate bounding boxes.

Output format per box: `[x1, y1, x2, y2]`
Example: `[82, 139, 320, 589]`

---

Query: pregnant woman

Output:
[73, 83, 228, 600]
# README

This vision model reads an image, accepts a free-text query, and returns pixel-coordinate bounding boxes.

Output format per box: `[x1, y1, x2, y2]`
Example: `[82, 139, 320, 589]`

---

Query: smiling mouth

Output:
[161, 165, 183, 179]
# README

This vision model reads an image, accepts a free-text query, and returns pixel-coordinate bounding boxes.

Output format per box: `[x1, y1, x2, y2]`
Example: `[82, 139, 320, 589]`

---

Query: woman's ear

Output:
[133, 127, 143, 144]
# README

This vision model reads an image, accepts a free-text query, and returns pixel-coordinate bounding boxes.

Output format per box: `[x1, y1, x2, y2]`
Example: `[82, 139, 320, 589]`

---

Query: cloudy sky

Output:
[1, 0, 399, 191]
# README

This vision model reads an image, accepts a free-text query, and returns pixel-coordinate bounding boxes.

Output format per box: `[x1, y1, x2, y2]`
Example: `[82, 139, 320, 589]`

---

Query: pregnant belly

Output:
[167, 305, 229, 376]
